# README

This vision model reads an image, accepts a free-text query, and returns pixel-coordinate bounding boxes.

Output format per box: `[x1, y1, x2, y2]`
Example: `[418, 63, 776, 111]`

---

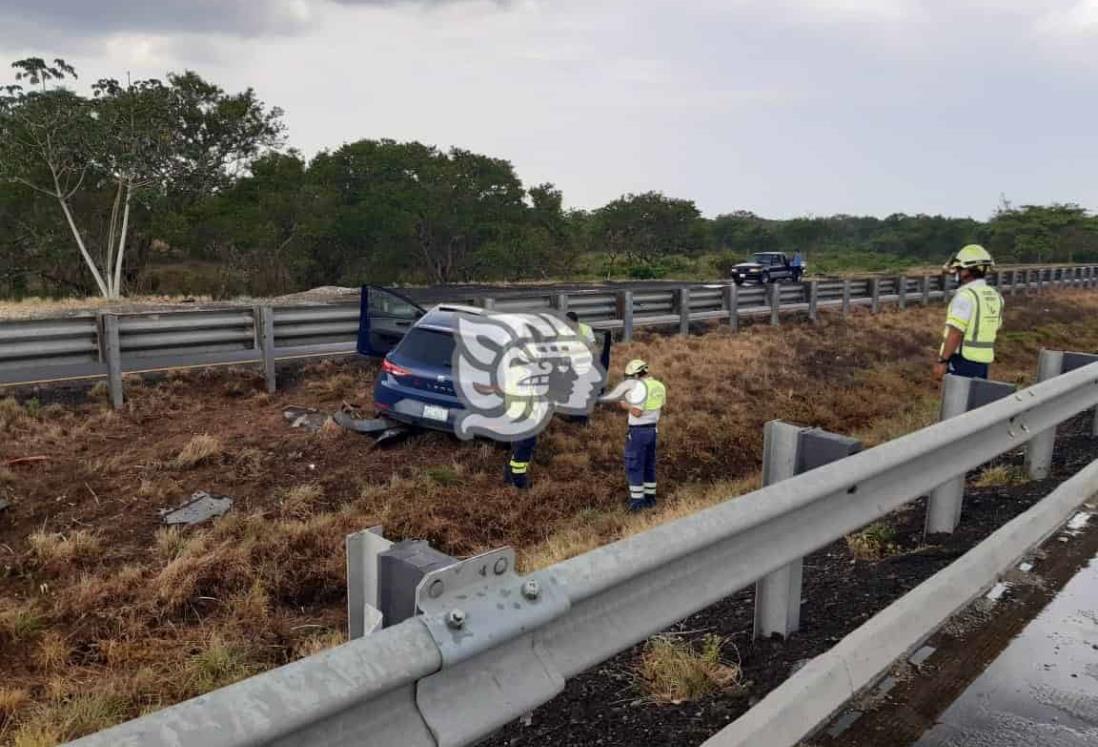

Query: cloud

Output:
[0, 0, 507, 41]
[0, 0, 316, 39]
[1037, 0, 1098, 36]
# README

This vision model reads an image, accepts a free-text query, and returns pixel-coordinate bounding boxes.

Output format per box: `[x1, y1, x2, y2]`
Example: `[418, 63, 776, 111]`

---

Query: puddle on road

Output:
[916, 555, 1098, 746]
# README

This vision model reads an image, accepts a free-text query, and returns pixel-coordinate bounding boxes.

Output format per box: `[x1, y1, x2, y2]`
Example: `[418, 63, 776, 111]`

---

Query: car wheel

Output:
[733, 276, 744, 286]
[760, 271, 771, 285]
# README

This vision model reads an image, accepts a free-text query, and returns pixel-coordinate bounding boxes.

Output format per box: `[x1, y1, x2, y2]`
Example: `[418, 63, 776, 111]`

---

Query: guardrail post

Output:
[1010, 269, 1019, 296]
[722, 284, 739, 332]
[869, 278, 880, 313]
[769, 284, 780, 326]
[551, 293, 569, 313]
[896, 276, 906, 309]
[1036, 270, 1044, 294]
[1025, 349, 1064, 479]
[346, 527, 392, 639]
[480, 297, 496, 310]
[617, 291, 633, 342]
[255, 306, 277, 394]
[921, 275, 930, 305]
[841, 279, 851, 316]
[100, 313, 124, 410]
[925, 375, 1015, 534]
[755, 422, 802, 639]
[807, 281, 819, 323]
[940, 272, 951, 302]
[755, 421, 862, 639]
[677, 288, 690, 336]
[926, 375, 971, 535]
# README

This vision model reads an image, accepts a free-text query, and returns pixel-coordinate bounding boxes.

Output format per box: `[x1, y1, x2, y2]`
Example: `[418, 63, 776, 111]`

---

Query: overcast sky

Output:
[2, 0, 1096, 218]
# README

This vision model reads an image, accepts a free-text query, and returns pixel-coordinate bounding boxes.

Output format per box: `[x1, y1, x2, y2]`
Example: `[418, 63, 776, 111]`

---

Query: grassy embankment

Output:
[0, 289, 1096, 744]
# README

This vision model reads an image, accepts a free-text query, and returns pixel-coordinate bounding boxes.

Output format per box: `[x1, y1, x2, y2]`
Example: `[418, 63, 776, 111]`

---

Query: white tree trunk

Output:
[104, 181, 124, 290]
[111, 183, 133, 299]
[57, 195, 110, 298]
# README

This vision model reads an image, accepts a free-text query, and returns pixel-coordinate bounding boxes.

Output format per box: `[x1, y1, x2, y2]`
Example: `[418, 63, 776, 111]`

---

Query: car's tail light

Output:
[382, 358, 411, 377]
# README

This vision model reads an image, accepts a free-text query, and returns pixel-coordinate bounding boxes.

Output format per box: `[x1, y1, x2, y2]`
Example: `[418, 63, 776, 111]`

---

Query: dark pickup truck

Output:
[730, 252, 804, 285]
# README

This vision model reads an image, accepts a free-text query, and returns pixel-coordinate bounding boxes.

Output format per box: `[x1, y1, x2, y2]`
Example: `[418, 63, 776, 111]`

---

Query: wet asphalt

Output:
[916, 548, 1098, 746]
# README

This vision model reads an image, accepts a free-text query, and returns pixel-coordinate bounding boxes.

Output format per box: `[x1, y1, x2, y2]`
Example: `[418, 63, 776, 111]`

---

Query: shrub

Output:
[638, 634, 741, 703]
[972, 464, 1028, 488]
[170, 434, 222, 470]
[28, 530, 103, 568]
[425, 466, 461, 486]
[846, 522, 899, 561]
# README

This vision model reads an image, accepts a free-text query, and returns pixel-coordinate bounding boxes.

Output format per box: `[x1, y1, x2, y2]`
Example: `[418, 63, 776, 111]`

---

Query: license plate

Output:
[422, 405, 448, 422]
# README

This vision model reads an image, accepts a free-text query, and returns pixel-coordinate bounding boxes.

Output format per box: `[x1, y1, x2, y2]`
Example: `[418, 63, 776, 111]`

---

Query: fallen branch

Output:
[4, 456, 49, 467]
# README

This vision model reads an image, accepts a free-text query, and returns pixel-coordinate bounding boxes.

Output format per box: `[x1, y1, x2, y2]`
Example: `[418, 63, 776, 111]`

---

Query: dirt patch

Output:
[0, 290, 1096, 744]
[483, 418, 1098, 747]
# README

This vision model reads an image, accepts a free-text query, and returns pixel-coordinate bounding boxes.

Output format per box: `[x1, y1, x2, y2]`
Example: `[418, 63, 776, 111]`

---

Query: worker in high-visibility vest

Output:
[566, 311, 596, 346]
[934, 244, 1003, 381]
[600, 359, 666, 511]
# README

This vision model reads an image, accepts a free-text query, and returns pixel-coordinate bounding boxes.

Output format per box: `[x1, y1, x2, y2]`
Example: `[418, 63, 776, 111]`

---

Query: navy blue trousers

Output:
[506, 436, 537, 489]
[625, 425, 657, 503]
[948, 354, 989, 380]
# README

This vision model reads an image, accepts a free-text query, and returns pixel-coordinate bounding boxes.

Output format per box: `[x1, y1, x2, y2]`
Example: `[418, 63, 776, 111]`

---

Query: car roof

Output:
[414, 304, 485, 333]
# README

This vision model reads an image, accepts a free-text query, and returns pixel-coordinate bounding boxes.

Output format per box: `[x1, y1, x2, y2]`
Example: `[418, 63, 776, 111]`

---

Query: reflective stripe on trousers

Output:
[625, 426, 657, 500]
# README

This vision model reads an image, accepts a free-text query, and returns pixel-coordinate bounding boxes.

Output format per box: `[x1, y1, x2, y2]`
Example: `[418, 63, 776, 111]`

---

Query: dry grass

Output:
[9, 691, 128, 746]
[0, 688, 30, 723]
[34, 632, 70, 672]
[0, 605, 44, 642]
[972, 464, 1029, 488]
[169, 434, 222, 470]
[0, 295, 218, 320]
[291, 630, 346, 660]
[519, 474, 760, 571]
[846, 522, 900, 561]
[279, 484, 324, 518]
[27, 530, 102, 569]
[637, 634, 741, 703]
[153, 527, 189, 562]
[181, 637, 259, 695]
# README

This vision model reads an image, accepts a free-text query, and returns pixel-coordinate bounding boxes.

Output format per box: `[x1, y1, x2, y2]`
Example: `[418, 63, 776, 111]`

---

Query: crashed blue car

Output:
[356, 286, 610, 434]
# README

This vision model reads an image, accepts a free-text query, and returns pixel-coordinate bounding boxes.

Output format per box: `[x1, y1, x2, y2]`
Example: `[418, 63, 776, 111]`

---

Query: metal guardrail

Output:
[2, 265, 1097, 407]
[67, 355, 1098, 747]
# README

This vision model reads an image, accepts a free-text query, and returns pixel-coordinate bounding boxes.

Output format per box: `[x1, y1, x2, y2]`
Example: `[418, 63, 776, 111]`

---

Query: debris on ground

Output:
[333, 409, 403, 435]
[159, 491, 234, 526]
[283, 406, 330, 432]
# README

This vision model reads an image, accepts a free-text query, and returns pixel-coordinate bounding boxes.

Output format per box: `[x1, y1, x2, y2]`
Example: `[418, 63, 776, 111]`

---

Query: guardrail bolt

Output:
[521, 579, 541, 600]
[446, 609, 466, 629]
[428, 579, 445, 599]
[493, 557, 509, 575]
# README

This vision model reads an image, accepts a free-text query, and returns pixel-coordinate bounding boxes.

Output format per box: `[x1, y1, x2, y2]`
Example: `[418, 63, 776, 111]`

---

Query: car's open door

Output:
[357, 286, 426, 357]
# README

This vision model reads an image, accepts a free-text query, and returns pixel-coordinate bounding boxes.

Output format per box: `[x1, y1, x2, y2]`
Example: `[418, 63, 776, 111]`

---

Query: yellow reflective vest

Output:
[943, 283, 1003, 363]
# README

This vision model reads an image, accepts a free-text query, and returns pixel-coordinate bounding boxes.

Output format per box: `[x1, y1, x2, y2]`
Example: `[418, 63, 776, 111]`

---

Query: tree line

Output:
[3, 58, 1098, 299]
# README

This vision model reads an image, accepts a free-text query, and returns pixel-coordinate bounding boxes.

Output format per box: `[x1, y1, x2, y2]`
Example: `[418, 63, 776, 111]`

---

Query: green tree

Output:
[593, 192, 704, 274]
[0, 58, 283, 298]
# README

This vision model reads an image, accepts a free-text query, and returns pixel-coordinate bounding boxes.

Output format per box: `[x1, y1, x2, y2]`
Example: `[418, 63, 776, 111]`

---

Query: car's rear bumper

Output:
[374, 377, 462, 432]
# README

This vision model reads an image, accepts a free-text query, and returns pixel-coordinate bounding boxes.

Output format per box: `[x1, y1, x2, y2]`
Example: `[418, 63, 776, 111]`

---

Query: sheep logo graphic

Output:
[451, 311, 605, 441]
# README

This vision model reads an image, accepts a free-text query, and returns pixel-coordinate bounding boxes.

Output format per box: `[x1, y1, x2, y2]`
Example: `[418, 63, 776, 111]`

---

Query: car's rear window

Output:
[393, 328, 455, 368]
